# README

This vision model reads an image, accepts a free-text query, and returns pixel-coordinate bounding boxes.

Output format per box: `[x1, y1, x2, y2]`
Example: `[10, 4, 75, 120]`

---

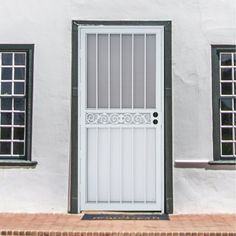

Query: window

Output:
[0, 45, 34, 160]
[212, 45, 236, 160]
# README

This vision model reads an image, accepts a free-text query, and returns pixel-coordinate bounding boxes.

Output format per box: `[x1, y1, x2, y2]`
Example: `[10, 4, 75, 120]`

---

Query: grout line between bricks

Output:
[0, 231, 236, 236]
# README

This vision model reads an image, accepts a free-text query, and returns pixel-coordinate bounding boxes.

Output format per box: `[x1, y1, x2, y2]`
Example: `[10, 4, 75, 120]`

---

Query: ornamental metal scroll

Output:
[85, 112, 152, 125]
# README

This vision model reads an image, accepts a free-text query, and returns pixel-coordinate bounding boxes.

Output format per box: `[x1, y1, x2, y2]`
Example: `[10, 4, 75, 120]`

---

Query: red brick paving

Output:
[0, 213, 235, 235]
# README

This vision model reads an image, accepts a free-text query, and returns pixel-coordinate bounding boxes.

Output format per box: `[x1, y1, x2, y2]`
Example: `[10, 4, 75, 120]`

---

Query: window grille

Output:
[0, 45, 33, 160]
[219, 52, 236, 158]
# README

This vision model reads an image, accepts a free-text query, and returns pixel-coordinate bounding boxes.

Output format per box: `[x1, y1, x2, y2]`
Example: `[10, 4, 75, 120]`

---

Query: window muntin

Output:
[219, 52, 236, 158]
[0, 52, 27, 158]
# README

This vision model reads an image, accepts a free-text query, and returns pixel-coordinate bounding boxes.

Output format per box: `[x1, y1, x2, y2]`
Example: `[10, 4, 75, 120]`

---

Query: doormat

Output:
[81, 214, 169, 220]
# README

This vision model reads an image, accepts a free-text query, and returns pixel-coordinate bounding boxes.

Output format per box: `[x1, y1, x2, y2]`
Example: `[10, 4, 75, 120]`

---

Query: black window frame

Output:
[0, 44, 34, 164]
[212, 45, 236, 161]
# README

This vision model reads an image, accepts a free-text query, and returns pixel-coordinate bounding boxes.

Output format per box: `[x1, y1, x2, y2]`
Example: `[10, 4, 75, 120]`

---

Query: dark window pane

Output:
[14, 98, 25, 111]
[221, 113, 232, 125]
[0, 142, 11, 154]
[1, 68, 12, 80]
[14, 68, 25, 80]
[221, 68, 232, 80]
[1, 113, 12, 125]
[13, 142, 24, 155]
[14, 127, 24, 140]
[1, 82, 12, 95]
[0, 127, 11, 139]
[222, 128, 232, 140]
[14, 54, 26, 65]
[234, 53, 236, 66]
[221, 53, 232, 66]
[2, 53, 12, 65]
[222, 142, 233, 155]
[1, 98, 12, 110]
[14, 113, 24, 125]
[14, 82, 24, 94]
[221, 83, 232, 95]
[221, 98, 232, 111]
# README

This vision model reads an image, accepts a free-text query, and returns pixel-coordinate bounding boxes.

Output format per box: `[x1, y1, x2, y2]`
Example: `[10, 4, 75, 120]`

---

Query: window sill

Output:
[175, 160, 236, 170]
[0, 160, 38, 167]
[208, 160, 236, 165]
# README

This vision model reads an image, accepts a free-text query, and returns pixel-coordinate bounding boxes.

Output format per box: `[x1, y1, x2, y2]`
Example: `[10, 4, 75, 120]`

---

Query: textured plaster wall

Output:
[0, 0, 235, 213]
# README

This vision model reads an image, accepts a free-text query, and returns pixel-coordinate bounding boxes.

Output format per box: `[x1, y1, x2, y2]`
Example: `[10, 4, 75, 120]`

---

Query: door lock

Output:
[153, 119, 158, 125]
[153, 112, 158, 117]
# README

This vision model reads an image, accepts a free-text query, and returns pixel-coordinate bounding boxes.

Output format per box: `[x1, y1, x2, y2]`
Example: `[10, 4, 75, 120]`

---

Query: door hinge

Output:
[166, 197, 173, 214]
[72, 87, 78, 97]
[165, 88, 172, 97]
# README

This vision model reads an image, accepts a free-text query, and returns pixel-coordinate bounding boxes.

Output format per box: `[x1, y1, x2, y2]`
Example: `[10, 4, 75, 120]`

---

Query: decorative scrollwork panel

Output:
[86, 112, 152, 125]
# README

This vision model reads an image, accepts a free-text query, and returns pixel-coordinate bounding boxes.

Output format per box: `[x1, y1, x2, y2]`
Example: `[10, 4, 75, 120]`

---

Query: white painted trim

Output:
[80, 203, 163, 211]
[78, 25, 164, 212]
[78, 25, 164, 31]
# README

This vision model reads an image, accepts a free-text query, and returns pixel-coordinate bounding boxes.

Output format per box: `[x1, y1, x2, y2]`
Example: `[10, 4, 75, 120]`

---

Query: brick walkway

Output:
[0, 213, 235, 235]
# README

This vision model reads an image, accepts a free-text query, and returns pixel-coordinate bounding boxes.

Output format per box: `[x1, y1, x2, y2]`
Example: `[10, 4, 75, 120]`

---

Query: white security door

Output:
[79, 26, 164, 211]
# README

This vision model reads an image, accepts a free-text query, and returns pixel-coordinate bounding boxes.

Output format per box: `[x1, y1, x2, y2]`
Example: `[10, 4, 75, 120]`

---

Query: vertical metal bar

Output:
[154, 128, 157, 203]
[131, 34, 135, 202]
[144, 35, 147, 203]
[132, 127, 134, 203]
[85, 33, 88, 109]
[108, 34, 111, 203]
[131, 34, 134, 109]
[96, 34, 98, 109]
[120, 34, 122, 109]
[120, 127, 122, 203]
[108, 34, 111, 109]
[108, 128, 111, 203]
[144, 127, 147, 203]
[119, 34, 123, 203]
[144, 34, 147, 109]
[96, 127, 99, 203]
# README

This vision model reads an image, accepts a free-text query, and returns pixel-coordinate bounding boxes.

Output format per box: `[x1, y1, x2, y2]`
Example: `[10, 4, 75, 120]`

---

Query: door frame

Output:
[69, 20, 172, 214]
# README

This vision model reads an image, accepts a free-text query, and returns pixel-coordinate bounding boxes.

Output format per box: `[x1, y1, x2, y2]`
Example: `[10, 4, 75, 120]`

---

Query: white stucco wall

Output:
[0, 0, 235, 213]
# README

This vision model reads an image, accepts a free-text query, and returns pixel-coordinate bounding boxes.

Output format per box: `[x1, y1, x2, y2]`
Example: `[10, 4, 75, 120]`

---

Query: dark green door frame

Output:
[70, 20, 173, 213]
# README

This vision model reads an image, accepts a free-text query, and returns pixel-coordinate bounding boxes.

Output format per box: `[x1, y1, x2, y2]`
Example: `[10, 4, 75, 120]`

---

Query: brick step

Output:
[0, 214, 235, 234]
[0, 231, 236, 236]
